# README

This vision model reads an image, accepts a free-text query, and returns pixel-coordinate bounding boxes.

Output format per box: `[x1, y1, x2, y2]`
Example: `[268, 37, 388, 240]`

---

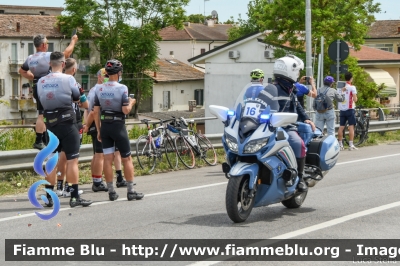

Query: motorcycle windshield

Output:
[234, 82, 280, 120]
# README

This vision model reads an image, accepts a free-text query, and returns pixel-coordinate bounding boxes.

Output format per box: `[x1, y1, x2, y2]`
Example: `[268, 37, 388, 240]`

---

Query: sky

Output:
[5, 0, 400, 23]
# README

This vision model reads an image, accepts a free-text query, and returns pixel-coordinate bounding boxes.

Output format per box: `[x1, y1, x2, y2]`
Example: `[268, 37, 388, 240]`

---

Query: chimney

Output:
[154, 72, 157, 78]
[16, 22, 20, 32]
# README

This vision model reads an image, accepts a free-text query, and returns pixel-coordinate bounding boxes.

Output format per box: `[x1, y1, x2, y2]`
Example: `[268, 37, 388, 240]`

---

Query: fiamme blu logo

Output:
[28, 130, 60, 220]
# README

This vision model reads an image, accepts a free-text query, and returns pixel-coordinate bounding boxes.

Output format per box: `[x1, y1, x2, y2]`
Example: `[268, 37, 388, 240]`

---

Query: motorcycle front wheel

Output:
[226, 175, 255, 223]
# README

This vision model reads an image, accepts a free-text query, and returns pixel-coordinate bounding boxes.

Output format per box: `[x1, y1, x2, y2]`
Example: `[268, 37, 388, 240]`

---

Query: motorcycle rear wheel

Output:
[281, 191, 308, 209]
[226, 175, 255, 223]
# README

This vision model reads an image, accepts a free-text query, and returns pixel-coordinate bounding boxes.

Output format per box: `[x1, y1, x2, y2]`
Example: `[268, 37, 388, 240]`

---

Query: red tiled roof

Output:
[159, 23, 232, 41]
[350, 45, 400, 61]
[0, 15, 63, 38]
[146, 59, 204, 82]
[366, 20, 400, 38]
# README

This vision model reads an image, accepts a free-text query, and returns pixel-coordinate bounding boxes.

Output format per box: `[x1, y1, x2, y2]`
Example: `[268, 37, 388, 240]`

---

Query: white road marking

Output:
[335, 153, 400, 165]
[0, 182, 228, 223]
[189, 201, 400, 266]
[1, 152, 399, 223]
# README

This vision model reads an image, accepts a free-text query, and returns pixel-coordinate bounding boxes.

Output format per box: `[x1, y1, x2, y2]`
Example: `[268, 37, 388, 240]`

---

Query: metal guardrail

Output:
[0, 117, 218, 129]
[1, 115, 400, 173]
[0, 134, 223, 173]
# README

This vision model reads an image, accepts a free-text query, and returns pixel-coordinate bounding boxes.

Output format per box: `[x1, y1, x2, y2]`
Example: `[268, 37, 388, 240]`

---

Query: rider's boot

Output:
[296, 157, 309, 193]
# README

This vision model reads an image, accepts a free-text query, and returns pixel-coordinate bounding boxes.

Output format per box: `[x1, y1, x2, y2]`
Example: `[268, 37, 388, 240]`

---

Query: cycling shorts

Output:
[99, 121, 130, 157]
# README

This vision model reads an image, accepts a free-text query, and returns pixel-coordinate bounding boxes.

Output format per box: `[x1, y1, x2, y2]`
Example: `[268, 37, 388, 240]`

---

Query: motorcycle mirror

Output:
[235, 103, 242, 120]
[209, 105, 229, 122]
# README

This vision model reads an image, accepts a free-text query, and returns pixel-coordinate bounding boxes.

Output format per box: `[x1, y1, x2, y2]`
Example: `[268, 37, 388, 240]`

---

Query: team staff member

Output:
[56, 58, 87, 197]
[84, 68, 109, 192]
[19, 34, 78, 150]
[37, 51, 92, 208]
[93, 59, 144, 201]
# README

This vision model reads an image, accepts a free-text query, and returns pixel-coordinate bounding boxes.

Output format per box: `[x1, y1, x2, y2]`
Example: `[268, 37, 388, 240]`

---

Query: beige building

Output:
[145, 59, 204, 112]
[0, 13, 100, 123]
[157, 21, 232, 70]
[0, 5, 63, 16]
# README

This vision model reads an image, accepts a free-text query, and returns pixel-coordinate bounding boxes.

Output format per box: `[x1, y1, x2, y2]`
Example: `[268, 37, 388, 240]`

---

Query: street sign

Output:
[328, 40, 349, 62]
[330, 64, 348, 75]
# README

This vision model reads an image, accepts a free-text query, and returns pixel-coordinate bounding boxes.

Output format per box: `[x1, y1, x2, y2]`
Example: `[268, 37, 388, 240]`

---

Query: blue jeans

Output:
[315, 109, 336, 136]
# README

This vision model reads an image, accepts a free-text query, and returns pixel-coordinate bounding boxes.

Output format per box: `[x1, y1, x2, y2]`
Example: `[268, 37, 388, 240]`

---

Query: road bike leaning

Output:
[172, 117, 217, 169]
[342, 105, 370, 147]
[135, 119, 178, 173]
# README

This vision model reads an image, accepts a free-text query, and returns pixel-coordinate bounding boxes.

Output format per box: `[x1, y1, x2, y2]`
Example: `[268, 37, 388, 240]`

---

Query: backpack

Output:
[313, 87, 332, 113]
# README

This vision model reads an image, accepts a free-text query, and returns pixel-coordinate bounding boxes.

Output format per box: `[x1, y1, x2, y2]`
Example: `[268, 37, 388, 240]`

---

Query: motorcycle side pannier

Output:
[306, 135, 340, 171]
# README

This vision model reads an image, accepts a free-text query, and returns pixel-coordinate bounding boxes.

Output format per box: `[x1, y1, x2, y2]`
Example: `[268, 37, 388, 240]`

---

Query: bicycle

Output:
[135, 119, 178, 173]
[341, 105, 370, 147]
[173, 117, 217, 169]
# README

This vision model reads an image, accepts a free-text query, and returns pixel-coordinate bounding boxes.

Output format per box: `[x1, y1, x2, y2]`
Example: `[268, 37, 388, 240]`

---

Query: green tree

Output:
[58, 0, 189, 117]
[185, 14, 206, 23]
[229, 0, 382, 107]
[223, 16, 235, 25]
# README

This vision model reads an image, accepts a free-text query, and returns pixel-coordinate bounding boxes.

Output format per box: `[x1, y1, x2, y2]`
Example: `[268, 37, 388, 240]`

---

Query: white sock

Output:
[349, 141, 354, 146]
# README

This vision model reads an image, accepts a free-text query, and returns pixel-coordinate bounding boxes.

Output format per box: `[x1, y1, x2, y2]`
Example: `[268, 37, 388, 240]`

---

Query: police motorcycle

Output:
[209, 88, 340, 223]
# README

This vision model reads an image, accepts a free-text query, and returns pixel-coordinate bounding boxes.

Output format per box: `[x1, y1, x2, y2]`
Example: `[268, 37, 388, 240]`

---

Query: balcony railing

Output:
[8, 59, 24, 74]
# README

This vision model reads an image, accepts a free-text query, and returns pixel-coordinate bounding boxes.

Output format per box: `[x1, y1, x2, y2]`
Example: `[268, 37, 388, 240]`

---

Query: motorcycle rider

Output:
[272, 55, 316, 193]
[243, 69, 279, 111]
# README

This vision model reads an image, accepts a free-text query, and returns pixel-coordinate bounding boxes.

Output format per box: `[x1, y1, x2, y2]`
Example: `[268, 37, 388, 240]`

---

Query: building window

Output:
[48, 43, 54, 52]
[201, 48, 206, 54]
[12, 78, 19, 96]
[80, 43, 90, 60]
[194, 89, 204, 106]
[81, 75, 89, 92]
[11, 43, 17, 62]
[365, 43, 393, 53]
[0, 79, 5, 96]
[28, 43, 34, 55]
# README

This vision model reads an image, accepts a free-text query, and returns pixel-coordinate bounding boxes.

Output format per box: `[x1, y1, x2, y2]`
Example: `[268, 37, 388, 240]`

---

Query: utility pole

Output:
[305, 0, 313, 112]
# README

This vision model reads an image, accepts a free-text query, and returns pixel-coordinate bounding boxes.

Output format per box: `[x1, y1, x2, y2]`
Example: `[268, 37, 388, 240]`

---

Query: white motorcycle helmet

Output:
[273, 55, 304, 83]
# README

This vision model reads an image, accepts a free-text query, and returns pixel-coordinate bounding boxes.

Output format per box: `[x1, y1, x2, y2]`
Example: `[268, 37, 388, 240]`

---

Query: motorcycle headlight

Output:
[244, 137, 269, 154]
[225, 133, 238, 153]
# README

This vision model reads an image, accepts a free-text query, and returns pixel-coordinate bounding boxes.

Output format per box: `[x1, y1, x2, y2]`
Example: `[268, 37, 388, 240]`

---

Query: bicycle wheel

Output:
[196, 134, 217, 166]
[343, 121, 365, 147]
[136, 135, 156, 173]
[174, 136, 195, 169]
[163, 134, 178, 169]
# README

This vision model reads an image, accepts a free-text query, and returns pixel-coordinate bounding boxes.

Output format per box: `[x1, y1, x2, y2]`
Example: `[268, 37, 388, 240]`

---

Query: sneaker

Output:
[109, 191, 119, 201]
[56, 189, 63, 196]
[116, 179, 127, 188]
[92, 183, 108, 192]
[127, 191, 144, 201]
[43, 197, 53, 208]
[340, 146, 345, 151]
[349, 145, 358, 151]
[33, 142, 46, 150]
[69, 197, 93, 208]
